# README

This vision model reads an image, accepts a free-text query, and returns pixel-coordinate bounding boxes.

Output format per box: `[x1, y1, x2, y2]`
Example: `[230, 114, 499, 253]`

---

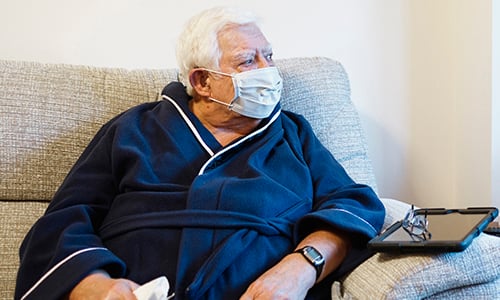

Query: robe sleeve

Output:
[290, 113, 385, 244]
[15, 119, 127, 300]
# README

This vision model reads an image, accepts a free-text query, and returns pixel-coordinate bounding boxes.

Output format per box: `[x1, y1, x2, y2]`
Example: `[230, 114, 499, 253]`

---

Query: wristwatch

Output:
[294, 246, 325, 280]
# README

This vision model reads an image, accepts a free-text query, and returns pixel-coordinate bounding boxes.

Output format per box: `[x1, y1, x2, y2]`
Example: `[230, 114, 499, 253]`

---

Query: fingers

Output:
[103, 279, 139, 300]
[124, 278, 141, 291]
[69, 273, 140, 300]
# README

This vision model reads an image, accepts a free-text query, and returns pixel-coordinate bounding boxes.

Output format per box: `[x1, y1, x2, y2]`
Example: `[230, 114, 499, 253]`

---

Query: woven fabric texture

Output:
[0, 61, 178, 201]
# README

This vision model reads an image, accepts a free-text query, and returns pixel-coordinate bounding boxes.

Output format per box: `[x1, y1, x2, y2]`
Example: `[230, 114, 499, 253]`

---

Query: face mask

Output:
[203, 66, 283, 119]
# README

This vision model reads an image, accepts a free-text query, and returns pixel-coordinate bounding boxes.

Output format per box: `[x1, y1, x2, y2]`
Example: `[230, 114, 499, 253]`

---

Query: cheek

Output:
[212, 78, 236, 102]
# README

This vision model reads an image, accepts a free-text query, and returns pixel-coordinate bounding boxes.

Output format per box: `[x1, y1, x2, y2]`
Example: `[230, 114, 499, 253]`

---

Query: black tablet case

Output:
[368, 207, 498, 253]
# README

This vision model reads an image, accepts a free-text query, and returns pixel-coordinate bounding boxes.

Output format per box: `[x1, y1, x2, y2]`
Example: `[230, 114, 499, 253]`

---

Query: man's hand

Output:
[68, 270, 140, 300]
[240, 252, 316, 300]
[240, 229, 350, 300]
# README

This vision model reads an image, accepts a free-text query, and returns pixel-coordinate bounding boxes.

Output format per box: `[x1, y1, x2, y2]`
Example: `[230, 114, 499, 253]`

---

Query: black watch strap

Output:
[294, 246, 325, 280]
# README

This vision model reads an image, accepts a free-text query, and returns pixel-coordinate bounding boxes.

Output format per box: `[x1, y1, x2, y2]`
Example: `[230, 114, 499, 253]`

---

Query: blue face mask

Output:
[203, 66, 283, 119]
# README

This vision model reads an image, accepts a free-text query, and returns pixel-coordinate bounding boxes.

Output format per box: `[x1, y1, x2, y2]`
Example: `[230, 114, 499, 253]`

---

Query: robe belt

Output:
[98, 209, 298, 240]
[99, 203, 309, 298]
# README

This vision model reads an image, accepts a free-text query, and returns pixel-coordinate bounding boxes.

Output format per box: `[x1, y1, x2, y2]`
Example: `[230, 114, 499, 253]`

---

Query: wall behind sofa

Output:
[0, 0, 497, 210]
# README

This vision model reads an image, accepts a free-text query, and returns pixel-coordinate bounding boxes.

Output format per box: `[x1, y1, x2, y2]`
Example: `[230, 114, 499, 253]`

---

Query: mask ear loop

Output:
[208, 97, 235, 109]
[199, 68, 232, 78]
[201, 68, 239, 108]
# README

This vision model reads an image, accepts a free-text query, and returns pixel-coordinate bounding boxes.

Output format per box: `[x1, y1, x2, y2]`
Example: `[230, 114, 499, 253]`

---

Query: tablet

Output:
[368, 207, 498, 253]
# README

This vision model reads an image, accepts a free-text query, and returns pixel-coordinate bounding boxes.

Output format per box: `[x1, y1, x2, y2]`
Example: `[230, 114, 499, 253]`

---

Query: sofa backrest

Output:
[0, 57, 377, 202]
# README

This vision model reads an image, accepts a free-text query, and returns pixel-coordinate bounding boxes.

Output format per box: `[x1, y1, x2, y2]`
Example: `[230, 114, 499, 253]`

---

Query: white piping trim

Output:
[21, 247, 108, 300]
[198, 109, 281, 175]
[162, 95, 215, 156]
[331, 208, 378, 234]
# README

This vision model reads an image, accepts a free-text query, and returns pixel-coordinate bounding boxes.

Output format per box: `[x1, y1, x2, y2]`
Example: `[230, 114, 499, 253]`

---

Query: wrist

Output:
[294, 246, 325, 281]
[287, 252, 317, 287]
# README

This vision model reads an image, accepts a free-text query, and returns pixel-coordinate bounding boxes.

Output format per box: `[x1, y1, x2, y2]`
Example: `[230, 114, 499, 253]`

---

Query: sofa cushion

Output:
[0, 61, 178, 201]
[277, 58, 378, 193]
[0, 58, 377, 202]
[0, 201, 48, 299]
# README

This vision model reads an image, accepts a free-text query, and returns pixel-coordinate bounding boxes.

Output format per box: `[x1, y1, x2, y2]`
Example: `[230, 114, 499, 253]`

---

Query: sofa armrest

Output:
[379, 198, 411, 230]
[337, 198, 500, 299]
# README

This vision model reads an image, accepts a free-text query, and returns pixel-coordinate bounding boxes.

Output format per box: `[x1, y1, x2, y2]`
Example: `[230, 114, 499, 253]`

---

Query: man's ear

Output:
[189, 69, 211, 97]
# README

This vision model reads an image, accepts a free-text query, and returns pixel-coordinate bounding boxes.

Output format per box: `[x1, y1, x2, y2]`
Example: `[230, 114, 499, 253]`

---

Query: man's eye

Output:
[241, 59, 254, 66]
[266, 53, 273, 61]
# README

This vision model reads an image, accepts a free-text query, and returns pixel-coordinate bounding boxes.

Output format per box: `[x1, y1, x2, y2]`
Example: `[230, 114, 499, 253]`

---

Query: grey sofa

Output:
[1, 57, 498, 299]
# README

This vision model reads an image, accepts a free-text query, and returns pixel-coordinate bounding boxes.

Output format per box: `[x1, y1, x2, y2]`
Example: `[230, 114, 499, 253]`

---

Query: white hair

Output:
[176, 7, 259, 95]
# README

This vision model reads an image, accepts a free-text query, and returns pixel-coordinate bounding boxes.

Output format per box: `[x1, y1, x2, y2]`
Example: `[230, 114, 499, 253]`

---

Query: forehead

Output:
[217, 24, 272, 60]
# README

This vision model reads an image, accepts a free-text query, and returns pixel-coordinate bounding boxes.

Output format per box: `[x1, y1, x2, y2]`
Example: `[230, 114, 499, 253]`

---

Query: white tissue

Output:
[133, 276, 171, 300]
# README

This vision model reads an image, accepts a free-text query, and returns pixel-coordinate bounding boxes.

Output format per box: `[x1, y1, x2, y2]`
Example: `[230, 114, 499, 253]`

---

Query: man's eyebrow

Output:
[233, 45, 273, 60]
[231, 51, 256, 64]
[234, 51, 255, 59]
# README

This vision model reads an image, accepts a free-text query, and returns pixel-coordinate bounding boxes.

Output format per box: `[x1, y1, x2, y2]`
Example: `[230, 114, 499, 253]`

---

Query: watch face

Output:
[304, 246, 324, 265]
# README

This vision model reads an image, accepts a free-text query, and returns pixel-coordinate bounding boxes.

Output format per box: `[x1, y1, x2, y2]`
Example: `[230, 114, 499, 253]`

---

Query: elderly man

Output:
[15, 7, 384, 300]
